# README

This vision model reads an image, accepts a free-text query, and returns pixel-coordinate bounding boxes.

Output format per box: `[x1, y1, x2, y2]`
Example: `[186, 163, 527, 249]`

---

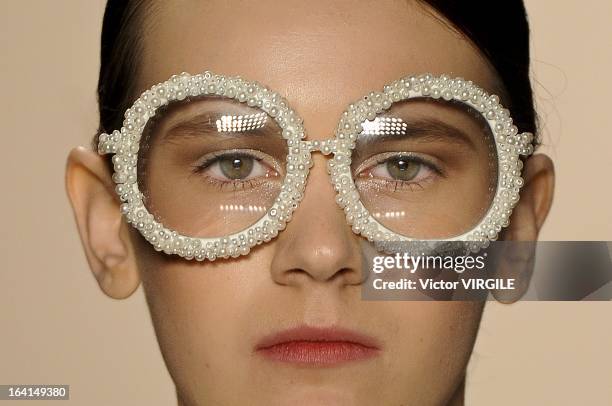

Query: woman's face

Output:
[113, 0, 504, 404]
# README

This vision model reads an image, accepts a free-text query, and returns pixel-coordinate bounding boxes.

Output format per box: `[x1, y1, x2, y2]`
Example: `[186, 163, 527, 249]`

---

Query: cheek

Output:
[135, 241, 271, 403]
[378, 301, 484, 403]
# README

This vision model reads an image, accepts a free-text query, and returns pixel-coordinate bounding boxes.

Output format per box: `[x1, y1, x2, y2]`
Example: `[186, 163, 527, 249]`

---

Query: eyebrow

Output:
[161, 110, 274, 141]
[160, 109, 482, 151]
[357, 116, 479, 150]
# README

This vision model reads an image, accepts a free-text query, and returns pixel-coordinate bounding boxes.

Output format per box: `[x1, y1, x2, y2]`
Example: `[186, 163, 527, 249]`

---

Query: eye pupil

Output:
[386, 156, 420, 181]
[396, 159, 409, 170]
[220, 155, 254, 179]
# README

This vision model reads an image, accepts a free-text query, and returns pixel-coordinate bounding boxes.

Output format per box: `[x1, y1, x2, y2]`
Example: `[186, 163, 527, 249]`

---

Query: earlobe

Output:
[65, 146, 141, 299]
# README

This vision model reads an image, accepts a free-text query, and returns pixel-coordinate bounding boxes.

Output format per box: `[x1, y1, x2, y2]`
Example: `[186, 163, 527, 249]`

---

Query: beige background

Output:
[1, 1, 610, 405]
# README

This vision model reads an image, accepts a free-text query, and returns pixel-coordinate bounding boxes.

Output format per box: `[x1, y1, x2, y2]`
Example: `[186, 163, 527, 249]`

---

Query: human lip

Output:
[254, 326, 381, 366]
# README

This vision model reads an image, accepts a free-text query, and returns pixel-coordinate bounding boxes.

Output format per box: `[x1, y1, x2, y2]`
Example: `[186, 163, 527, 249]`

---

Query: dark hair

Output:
[96, 0, 146, 141]
[95, 0, 537, 147]
[420, 0, 536, 135]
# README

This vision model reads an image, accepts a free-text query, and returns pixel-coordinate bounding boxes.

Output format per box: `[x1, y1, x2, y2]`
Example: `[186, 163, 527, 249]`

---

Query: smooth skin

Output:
[66, 1, 555, 405]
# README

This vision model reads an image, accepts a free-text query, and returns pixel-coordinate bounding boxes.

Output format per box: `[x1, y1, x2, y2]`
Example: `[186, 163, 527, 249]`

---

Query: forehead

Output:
[140, 0, 499, 136]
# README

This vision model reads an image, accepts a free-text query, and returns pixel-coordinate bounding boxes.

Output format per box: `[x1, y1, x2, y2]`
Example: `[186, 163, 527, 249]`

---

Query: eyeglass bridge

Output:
[302, 139, 339, 155]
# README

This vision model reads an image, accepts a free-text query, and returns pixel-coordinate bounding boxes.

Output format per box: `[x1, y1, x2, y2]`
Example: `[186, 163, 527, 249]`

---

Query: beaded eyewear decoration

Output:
[98, 71, 534, 261]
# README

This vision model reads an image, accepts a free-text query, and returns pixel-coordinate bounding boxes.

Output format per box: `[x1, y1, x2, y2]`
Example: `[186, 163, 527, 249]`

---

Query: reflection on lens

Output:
[352, 97, 498, 239]
[137, 96, 287, 238]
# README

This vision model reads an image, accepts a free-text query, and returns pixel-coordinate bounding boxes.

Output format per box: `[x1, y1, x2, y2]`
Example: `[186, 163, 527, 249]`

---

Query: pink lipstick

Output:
[254, 326, 381, 366]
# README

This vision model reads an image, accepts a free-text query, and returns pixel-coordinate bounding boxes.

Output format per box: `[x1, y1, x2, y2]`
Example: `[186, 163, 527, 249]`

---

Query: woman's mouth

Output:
[254, 325, 381, 366]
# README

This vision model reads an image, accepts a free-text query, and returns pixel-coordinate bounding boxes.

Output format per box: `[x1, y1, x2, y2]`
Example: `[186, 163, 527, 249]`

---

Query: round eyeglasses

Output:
[98, 71, 534, 261]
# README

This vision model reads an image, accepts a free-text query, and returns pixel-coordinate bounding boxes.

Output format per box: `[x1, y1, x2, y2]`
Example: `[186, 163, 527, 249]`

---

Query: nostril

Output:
[331, 267, 365, 286]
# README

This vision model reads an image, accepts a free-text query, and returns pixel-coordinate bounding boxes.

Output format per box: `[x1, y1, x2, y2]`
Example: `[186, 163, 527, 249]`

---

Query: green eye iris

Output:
[386, 156, 421, 181]
[219, 155, 254, 180]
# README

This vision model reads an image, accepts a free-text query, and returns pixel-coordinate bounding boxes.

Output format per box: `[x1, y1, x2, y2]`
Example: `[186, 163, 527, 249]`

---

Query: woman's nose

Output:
[269, 154, 365, 287]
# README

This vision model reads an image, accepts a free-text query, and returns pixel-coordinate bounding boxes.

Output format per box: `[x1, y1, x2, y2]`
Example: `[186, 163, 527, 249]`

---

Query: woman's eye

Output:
[202, 154, 275, 181]
[360, 155, 438, 183]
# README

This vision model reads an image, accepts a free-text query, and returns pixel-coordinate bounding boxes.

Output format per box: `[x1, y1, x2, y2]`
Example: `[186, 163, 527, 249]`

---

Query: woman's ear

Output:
[492, 153, 555, 303]
[65, 146, 141, 299]
[505, 153, 555, 242]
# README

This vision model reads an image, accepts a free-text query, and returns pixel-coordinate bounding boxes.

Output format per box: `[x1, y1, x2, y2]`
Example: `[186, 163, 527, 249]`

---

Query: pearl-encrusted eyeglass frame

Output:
[98, 71, 534, 261]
